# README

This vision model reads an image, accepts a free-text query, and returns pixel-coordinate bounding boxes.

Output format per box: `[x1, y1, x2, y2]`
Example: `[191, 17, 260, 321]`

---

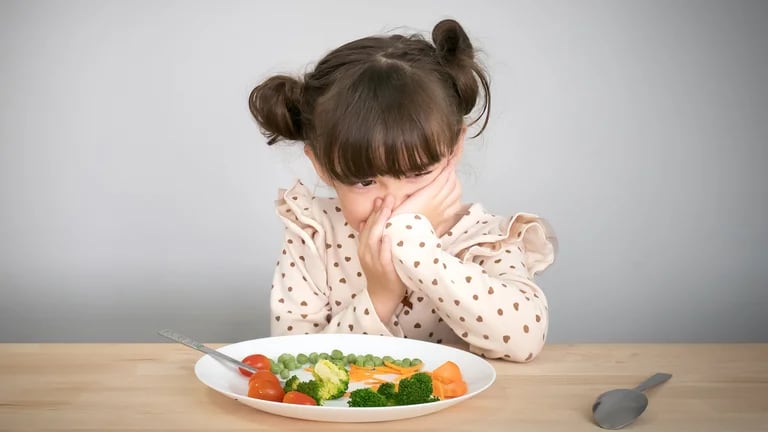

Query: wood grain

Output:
[1, 343, 766, 431]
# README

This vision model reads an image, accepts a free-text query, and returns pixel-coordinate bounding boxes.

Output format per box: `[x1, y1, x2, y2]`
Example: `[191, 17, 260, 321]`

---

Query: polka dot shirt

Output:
[270, 180, 557, 362]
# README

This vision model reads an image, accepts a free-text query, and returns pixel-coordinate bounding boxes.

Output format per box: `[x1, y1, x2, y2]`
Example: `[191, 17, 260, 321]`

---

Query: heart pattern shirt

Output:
[270, 180, 557, 362]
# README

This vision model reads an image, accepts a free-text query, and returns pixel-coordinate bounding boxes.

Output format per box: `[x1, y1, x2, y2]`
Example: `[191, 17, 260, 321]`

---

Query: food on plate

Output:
[239, 350, 467, 407]
[287, 359, 350, 405]
[282, 390, 318, 405]
[348, 372, 439, 407]
[238, 353, 271, 377]
[430, 360, 468, 399]
[247, 370, 284, 402]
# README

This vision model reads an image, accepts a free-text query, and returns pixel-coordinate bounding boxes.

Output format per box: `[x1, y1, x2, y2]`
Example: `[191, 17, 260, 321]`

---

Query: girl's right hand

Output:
[357, 196, 407, 322]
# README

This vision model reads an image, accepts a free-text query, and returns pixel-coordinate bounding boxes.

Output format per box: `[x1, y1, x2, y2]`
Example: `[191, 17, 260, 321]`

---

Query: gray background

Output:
[1, 0, 766, 343]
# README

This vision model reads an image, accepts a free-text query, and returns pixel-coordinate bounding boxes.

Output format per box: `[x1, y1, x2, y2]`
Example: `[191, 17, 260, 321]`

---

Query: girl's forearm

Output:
[384, 212, 550, 362]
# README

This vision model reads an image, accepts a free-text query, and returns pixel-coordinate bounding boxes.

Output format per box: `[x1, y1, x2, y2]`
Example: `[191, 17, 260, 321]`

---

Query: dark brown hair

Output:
[249, 19, 490, 185]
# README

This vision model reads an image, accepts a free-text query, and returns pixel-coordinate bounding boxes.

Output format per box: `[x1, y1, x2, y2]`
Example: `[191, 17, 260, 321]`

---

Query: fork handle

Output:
[157, 328, 257, 373]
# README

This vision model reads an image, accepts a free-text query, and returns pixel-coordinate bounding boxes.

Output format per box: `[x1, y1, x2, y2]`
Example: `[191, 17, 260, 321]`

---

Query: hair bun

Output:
[431, 19, 487, 119]
[432, 19, 473, 64]
[248, 75, 304, 144]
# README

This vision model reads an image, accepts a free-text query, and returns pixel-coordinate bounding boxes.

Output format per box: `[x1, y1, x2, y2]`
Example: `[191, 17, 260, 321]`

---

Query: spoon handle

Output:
[633, 372, 672, 393]
[157, 328, 257, 373]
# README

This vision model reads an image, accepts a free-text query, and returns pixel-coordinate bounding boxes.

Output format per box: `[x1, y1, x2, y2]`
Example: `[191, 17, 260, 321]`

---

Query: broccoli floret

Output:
[393, 372, 439, 406]
[311, 358, 350, 401]
[347, 388, 389, 407]
[291, 359, 350, 405]
[295, 380, 322, 404]
[283, 375, 301, 393]
[376, 382, 396, 400]
[347, 373, 439, 408]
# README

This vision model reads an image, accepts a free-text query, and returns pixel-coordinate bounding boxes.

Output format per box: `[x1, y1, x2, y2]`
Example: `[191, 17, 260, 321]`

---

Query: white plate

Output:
[194, 333, 496, 422]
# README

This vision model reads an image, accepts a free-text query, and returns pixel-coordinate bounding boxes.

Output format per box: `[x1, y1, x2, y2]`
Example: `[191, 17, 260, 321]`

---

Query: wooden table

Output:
[1, 343, 766, 431]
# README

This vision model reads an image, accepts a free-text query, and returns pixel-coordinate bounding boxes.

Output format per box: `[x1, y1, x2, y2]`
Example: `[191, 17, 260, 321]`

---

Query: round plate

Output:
[194, 333, 496, 422]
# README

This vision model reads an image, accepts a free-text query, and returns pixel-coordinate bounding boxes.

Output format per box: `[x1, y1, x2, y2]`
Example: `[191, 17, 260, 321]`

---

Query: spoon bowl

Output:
[592, 373, 672, 430]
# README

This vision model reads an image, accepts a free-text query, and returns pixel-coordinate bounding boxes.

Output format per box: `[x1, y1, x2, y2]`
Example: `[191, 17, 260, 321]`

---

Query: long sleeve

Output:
[384, 212, 555, 362]
[270, 230, 402, 336]
[270, 181, 403, 337]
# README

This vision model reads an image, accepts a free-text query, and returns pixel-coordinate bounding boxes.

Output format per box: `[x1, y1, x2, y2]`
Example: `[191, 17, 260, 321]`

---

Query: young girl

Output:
[249, 19, 556, 362]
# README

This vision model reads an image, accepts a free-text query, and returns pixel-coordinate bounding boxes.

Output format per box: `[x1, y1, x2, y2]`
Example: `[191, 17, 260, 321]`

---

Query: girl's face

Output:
[304, 136, 463, 232]
[331, 159, 451, 232]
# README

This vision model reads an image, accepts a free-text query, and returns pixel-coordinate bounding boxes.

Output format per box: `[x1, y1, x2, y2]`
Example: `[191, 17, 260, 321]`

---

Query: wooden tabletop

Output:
[1, 343, 766, 431]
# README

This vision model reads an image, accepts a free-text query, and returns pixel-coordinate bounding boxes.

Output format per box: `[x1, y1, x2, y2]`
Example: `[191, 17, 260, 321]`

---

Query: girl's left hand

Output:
[392, 157, 463, 237]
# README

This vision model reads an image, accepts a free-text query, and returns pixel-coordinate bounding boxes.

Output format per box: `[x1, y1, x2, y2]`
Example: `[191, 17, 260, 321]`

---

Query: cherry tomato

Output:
[247, 377, 285, 402]
[282, 391, 318, 405]
[238, 354, 271, 377]
[248, 370, 280, 386]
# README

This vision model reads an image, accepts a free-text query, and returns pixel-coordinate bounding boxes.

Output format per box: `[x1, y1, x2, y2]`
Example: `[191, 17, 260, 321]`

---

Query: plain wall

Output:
[1, 0, 766, 343]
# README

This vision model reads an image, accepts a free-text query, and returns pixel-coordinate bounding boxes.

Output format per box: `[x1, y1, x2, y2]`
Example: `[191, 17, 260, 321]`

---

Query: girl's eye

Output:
[355, 179, 375, 187]
[406, 170, 433, 179]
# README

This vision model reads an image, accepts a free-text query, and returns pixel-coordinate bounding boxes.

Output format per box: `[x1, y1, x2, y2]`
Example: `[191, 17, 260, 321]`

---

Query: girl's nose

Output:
[377, 193, 408, 210]
[378, 179, 415, 209]
[374, 192, 407, 210]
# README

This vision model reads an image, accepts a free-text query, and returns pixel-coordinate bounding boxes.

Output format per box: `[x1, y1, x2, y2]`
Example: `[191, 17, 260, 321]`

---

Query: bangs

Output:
[311, 61, 462, 185]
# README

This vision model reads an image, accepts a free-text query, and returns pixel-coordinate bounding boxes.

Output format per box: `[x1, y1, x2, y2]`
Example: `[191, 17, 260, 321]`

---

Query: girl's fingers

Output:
[441, 170, 461, 203]
[445, 177, 461, 207]
[432, 165, 452, 193]
[379, 234, 393, 271]
[432, 164, 458, 203]
[367, 196, 392, 252]
[402, 171, 448, 213]
[359, 198, 383, 245]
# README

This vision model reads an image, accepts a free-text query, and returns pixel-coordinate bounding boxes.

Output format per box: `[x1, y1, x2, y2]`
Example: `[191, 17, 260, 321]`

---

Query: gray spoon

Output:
[592, 372, 672, 429]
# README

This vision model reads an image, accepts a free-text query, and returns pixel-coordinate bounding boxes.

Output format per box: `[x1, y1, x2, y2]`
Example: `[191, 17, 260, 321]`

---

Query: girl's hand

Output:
[392, 157, 463, 237]
[357, 196, 407, 322]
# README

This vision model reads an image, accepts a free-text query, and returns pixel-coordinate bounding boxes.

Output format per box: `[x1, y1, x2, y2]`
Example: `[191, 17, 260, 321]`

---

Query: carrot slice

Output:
[430, 361, 467, 399]
[441, 380, 468, 398]
[431, 360, 462, 384]
[383, 361, 423, 375]
[349, 361, 424, 384]
[432, 380, 445, 399]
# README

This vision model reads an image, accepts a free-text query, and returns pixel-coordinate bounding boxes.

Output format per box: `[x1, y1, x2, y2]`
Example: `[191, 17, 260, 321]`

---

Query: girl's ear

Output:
[304, 145, 332, 185]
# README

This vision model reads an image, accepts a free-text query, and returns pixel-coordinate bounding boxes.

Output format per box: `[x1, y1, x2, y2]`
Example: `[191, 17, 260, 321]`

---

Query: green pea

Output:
[401, 358, 412, 367]
[296, 353, 309, 365]
[283, 358, 298, 371]
[319, 353, 330, 360]
[279, 353, 296, 364]
[411, 358, 422, 366]
[346, 354, 357, 363]
[372, 356, 383, 366]
[309, 353, 319, 364]
[270, 363, 283, 374]
[279, 368, 291, 379]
